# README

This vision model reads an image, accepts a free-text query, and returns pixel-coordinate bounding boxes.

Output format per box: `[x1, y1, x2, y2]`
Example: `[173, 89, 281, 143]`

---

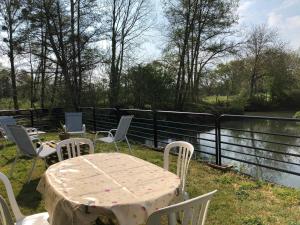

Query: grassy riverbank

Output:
[0, 133, 299, 225]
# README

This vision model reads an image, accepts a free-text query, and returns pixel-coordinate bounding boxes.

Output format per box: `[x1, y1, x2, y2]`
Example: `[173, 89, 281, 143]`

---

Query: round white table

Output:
[37, 153, 181, 225]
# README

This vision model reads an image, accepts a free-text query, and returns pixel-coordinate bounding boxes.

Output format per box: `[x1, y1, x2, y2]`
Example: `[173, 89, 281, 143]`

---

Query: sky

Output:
[140, 0, 300, 61]
[1, 0, 300, 67]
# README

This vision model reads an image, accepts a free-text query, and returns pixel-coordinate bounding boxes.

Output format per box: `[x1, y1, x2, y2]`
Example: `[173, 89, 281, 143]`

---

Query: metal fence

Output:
[1, 107, 300, 178]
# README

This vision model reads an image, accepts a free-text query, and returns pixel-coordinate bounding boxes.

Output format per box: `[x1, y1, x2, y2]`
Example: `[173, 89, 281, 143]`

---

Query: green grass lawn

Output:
[0, 133, 300, 225]
[0, 98, 34, 110]
[203, 95, 234, 104]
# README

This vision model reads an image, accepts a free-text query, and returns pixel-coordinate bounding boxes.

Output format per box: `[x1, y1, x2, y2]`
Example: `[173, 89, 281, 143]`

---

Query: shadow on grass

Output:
[16, 178, 42, 209]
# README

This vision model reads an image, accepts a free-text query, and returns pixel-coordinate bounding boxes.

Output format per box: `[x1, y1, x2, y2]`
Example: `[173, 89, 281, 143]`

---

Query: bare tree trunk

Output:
[29, 41, 34, 108]
[70, 0, 78, 105]
[77, 0, 82, 106]
[50, 64, 59, 107]
[109, 0, 118, 107]
[40, 27, 47, 108]
[8, 5, 18, 109]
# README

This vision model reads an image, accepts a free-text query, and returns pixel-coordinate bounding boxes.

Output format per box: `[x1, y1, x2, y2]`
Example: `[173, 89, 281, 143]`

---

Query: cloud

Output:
[238, 0, 256, 23]
[267, 12, 283, 27]
[281, 0, 300, 9]
[286, 16, 300, 29]
[238, 0, 255, 14]
[267, 12, 300, 49]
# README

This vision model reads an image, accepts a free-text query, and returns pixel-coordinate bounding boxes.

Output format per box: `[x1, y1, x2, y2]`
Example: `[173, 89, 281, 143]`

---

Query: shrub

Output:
[293, 111, 300, 118]
[281, 89, 300, 109]
[245, 96, 273, 111]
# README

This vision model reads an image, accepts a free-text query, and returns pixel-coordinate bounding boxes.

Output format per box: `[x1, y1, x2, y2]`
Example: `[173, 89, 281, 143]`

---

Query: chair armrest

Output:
[109, 129, 117, 135]
[26, 127, 38, 134]
[36, 143, 45, 155]
[95, 131, 113, 140]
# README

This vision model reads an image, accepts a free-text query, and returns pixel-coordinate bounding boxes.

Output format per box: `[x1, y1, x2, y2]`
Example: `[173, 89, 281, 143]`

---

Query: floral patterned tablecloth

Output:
[37, 153, 181, 225]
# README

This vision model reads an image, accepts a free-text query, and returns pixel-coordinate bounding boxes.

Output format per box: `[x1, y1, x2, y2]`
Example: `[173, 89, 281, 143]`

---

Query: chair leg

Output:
[125, 136, 132, 153]
[27, 158, 37, 183]
[43, 158, 48, 169]
[168, 212, 177, 225]
[9, 151, 19, 177]
[183, 191, 190, 201]
[113, 141, 119, 152]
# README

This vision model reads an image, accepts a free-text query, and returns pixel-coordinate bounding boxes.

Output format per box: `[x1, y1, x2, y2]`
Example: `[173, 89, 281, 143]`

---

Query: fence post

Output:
[92, 107, 96, 132]
[215, 117, 222, 165]
[30, 109, 34, 127]
[153, 110, 158, 148]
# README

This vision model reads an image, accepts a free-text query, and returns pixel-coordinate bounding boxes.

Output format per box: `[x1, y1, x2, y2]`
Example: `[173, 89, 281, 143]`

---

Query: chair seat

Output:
[16, 212, 49, 225]
[37, 145, 56, 158]
[97, 136, 114, 143]
[67, 131, 85, 135]
[3, 135, 39, 142]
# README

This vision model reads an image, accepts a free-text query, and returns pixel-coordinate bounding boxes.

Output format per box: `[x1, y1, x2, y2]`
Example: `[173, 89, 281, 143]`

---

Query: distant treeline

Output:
[0, 0, 299, 113]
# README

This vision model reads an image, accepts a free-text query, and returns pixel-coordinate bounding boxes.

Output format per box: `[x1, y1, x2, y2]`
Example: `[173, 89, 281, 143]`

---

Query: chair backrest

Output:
[6, 125, 37, 157]
[56, 138, 94, 161]
[114, 115, 133, 141]
[146, 190, 217, 225]
[0, 117, 16, 142]
[164, 141, 194, 192]
[65, 112, 83, 132]
[0, 195, 14, 225]
[0, 172, 24, 221]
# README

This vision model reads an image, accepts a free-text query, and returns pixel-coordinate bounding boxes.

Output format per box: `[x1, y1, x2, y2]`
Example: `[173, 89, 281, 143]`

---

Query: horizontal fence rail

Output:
[1, 107, 300, 181]
[217, 115, 300, 177]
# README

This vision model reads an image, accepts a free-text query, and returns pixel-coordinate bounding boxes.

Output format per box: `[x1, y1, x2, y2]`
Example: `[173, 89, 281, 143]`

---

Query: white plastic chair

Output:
[56, 138, 94, 161]
[7, 125, 56, 182]
[94, 115, 133, 152]
[164, 141, 194, 199]
[0, 172, 49, 225]
[146, 190, 217, 225]
[64, 112, 86, 136]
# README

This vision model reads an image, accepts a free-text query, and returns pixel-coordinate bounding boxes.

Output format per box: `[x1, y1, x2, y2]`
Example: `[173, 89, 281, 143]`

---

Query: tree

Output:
[126, 61, 175, 109]
[0, 0, 25, 109]
[22, 0, 103, 109]
[245, 24, 278, 99]
[104, 0, 152, 107]
[0, 65, 11, 99]
[164, 0, 239, 109]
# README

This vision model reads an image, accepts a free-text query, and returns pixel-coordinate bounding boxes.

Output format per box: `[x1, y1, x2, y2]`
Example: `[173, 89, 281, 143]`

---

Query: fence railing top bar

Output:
[220, 114, 300, 122]
[78, 107, 93, 109]
[157, 110, 216, 117]
[83, 107, 116, 111]
[0, 108, 40, 113]
[120, 108, 153, 113]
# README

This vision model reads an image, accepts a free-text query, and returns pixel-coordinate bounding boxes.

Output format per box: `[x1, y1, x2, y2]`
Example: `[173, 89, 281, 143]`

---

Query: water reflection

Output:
[201, 119, 300, 188]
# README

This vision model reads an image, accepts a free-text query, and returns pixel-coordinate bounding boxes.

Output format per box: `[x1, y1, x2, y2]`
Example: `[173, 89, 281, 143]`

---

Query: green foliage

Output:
[124, 61, 175, 109]
[0, 67, 11, 99]
[283, 89, 300, 109]
[0, 98, 33, 110]
[245, 96, 273, 111]
[201, 95, 245, 114]
[294, 111, 300, 118]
